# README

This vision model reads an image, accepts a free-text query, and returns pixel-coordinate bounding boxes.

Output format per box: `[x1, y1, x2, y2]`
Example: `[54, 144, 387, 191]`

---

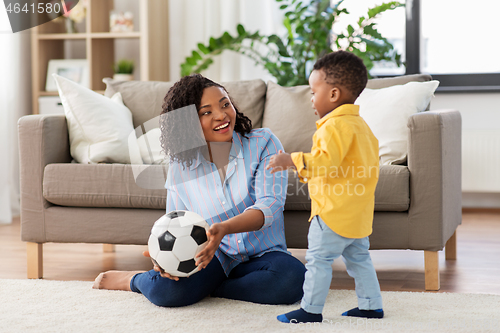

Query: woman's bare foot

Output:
[92, 270, 145, 291]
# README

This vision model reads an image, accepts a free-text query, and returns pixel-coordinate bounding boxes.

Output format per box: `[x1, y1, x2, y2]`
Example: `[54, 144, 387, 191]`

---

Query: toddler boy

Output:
[267, 50, 383, 323]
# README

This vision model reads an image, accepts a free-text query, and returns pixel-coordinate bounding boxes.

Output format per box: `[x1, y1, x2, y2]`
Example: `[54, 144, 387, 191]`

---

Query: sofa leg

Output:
[103, 244, 115, 253]
[424, 251, 440, 291]
[445, 231, 457, 260]
[27, 242, 43, 279]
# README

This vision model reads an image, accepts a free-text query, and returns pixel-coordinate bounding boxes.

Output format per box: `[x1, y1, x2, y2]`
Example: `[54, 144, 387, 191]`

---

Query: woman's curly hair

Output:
[159, 74, 252, 167]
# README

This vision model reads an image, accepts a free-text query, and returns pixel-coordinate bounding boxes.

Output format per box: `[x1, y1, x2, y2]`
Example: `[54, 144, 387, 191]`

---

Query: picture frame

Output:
[45, 59, 89, 91]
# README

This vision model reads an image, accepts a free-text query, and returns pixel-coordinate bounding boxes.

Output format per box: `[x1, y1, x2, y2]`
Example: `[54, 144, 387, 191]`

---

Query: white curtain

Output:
[0, 30, 31, 224]
[168, 0, 285, 83]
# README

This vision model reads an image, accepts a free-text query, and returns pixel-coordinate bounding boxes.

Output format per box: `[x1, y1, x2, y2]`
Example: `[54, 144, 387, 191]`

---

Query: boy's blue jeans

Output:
[301, 216, 383, 314]
[130, 251, 306, 307]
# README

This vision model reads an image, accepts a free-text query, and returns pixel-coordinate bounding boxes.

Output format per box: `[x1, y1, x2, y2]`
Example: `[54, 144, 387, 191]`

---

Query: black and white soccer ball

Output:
[148, 210, 209, 277]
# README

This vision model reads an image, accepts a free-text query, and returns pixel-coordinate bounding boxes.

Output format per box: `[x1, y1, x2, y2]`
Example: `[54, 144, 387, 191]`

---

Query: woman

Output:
[93, 74, 306, 307]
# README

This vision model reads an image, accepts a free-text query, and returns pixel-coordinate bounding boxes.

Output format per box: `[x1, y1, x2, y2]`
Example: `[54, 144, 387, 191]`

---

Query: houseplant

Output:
[181, 0, 403, 86]
[113, 59, 135, 81]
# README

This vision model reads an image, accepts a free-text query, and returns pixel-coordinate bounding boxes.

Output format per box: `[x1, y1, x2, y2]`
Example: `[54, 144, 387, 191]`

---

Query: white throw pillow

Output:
[355, 80, 440, 165]
[136, 128, 165, 164]
[53, 74, 134, 164]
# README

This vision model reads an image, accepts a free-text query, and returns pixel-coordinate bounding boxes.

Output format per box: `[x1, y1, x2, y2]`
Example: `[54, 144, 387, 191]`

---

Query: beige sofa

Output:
[19, 74, 462, 290]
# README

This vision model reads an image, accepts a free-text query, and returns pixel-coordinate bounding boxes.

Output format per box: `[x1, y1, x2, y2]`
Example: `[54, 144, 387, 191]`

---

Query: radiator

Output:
[462, 130, 500, 192]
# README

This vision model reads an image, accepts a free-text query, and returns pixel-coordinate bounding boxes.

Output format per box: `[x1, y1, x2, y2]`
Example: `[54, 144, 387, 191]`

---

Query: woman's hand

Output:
[195, 223, 227, 270]
[266, 150, 295, 174]
[142, 250, 180, 281]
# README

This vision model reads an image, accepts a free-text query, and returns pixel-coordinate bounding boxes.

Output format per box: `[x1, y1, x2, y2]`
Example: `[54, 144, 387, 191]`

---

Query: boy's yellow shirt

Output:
[290, 104, 379, 239]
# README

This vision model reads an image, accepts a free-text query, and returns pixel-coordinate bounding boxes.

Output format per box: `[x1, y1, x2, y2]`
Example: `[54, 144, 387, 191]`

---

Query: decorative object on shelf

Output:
[181, 0, 403, 86]
[64, 17, 77, 34]
[46, 59, 89, 91]
[113, 59, 135, 81]
[110, 11, 134, 33]
[48, 0, 88, 33]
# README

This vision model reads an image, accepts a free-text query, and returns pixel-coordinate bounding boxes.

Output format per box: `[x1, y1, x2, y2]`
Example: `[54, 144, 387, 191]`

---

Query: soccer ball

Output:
[148, 210, 209, 277]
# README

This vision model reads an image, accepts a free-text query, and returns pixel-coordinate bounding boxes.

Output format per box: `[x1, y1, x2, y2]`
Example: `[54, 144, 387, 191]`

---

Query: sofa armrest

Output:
[407, 109, 462, 251]
[18, 115, 72, 242]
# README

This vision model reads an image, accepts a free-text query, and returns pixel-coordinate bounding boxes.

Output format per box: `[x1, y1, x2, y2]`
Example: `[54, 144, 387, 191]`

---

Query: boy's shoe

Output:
[277, 308, 323, 323]
[342, 307, 384, 318]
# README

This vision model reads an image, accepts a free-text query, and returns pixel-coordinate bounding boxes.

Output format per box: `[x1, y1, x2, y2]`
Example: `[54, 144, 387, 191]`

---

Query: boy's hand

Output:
[266, 150, 295, 174]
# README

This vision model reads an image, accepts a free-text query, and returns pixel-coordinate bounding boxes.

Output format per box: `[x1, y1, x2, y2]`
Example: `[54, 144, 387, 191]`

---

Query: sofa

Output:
[19, 74, 462, 290]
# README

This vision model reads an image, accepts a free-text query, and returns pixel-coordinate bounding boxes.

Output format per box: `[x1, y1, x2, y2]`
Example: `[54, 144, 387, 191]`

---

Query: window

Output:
[342, 0, 500, 91]
[406, 0, 500, 91]
[420, 0, 500, 75]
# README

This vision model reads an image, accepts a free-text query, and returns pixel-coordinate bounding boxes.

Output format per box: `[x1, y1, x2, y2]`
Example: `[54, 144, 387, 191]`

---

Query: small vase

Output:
[113, 74, 134, 81]
[65, 18, 77, 34]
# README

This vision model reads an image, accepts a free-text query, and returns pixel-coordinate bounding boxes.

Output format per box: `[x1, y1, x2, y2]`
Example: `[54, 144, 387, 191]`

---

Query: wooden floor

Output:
[1, 209, 499, 294]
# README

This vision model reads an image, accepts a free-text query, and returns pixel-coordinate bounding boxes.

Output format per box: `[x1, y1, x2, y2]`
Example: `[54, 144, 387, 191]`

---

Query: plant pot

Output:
[113, 74, 134, 81]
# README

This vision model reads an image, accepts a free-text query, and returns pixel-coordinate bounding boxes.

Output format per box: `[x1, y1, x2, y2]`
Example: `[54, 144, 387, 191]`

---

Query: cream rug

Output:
[0, 279, 498, 333]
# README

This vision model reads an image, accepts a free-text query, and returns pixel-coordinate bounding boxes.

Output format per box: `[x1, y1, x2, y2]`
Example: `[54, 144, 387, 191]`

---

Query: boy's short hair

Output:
[313, 51, 368, 98]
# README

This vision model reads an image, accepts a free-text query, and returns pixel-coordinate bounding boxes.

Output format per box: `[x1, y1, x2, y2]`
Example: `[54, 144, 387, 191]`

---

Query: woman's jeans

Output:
[301, 216, 383, 314]
[130, 251, 306, 307]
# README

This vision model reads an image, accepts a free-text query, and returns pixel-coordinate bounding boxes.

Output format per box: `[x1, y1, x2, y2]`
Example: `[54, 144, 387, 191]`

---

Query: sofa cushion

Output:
[262, 81, 318, 153]
[43, 164, 168, 209]
[285, 165, 410, 212]
[366, 74, 432, 89]
[53, 74, 135, 164]
[103, 78, 267, 129]
[44, 163, 408, 212]
[356, 80, 439, 165]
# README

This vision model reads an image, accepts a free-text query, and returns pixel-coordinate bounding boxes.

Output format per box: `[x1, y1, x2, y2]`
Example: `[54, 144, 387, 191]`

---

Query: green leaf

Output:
[195, 58, 214, 73]
[269, 34, 289, 57]
[335, 7, 349, 16]
[186, 56, 197, 66]
[363, 24, 385, 41]
[318, 0, 331, 14]
[198, 43, 210, 54]
[367, 1, 402, 19]
[191, 50, 203, 61]
[180, 63, 192, 77]
[347, 24, 354, 35]
[221, 32, 233, 44]
[209, 37, 218, 50]
[237, 24, 246, 36]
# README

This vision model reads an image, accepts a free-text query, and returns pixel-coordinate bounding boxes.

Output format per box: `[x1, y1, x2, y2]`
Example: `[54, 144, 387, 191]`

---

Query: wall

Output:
[430, 92, 500, 208]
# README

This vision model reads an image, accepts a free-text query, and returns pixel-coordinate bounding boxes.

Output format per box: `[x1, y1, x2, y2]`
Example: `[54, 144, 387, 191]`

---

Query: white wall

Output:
[430, 92, 500, 208]
[431, 93, 500, 131]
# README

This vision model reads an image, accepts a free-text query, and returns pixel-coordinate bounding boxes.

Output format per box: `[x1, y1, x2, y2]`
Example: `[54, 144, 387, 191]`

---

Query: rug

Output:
[0, 279, 498, 333]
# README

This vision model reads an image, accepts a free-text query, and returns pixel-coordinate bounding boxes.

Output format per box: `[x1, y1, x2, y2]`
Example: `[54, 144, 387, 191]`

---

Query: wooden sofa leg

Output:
[445, 231, 457, 260]
[424, 251, 440, 291]
[103, 244, 115, 253]
[27, 242, 43, 279]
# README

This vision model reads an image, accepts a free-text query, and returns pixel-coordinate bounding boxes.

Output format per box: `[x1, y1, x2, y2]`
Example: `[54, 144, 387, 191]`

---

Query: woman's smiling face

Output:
[198, 86, 236, 143]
